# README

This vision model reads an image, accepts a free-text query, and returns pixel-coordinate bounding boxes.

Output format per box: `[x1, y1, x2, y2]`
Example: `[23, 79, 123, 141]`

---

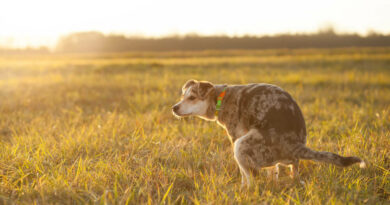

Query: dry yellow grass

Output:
[0, 48, 389, 204]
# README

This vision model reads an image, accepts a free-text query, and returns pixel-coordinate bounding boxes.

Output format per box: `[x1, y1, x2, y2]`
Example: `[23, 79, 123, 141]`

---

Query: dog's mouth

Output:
[172, 110, 192, 118]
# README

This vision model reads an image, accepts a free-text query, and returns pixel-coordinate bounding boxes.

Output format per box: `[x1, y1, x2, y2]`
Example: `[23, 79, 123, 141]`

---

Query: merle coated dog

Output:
[172, 80, 365, 187]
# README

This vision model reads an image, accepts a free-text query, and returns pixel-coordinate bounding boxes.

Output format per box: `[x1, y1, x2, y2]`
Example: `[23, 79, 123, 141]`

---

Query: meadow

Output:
[0, 48, 389, 204]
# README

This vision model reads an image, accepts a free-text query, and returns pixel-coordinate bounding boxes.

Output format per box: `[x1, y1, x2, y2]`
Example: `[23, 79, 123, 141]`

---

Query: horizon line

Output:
[1, 28, 390, 50]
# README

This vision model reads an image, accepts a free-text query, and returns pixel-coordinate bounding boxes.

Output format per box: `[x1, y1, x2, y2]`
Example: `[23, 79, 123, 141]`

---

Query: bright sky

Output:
[0, 0, 389, 48]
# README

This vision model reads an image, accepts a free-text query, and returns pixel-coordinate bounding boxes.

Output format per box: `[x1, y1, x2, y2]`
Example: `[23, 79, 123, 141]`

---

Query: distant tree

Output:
[57, 32, 106, 52]
[318, 24, 337, 35]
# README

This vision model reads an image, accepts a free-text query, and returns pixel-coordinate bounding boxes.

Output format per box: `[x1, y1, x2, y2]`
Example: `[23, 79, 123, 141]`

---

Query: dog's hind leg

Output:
[234, 129, 268, 188]
[289, 160, 299, 179]
[289, 159, 305, 185]
[234, 135, 252, 188]
[267, 164, 279, 182]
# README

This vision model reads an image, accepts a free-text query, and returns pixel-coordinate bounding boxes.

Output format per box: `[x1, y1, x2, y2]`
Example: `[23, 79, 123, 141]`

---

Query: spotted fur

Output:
[172, 80, 365, 187]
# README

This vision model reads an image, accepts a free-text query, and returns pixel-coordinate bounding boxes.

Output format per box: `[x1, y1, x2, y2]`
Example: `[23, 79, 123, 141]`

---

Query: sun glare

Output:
[0, 0, 389, 48]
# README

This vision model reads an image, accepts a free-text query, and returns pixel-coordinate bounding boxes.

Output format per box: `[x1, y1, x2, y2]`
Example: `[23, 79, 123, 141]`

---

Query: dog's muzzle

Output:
[172, 105, 180, 115]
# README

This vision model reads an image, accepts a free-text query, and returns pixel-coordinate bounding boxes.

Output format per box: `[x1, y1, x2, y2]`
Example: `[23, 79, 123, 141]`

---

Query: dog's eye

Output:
[188, 96, 196, 100]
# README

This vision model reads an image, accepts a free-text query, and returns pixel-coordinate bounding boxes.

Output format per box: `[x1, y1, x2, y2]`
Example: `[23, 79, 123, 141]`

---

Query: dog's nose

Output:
[172, 105, 179, 112]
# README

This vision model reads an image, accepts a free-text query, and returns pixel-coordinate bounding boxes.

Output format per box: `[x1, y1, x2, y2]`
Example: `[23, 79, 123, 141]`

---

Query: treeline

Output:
[0, 47, 49, 55]
[2, 30, 390, 54]
[56, 30, 390, 53]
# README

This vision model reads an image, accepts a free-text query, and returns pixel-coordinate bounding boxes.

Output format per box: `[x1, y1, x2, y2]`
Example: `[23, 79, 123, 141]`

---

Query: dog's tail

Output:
[293, 145, 366, 168]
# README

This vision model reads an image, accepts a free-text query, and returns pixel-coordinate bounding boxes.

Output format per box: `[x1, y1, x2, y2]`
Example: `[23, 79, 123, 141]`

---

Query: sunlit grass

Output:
[0, 48, 389, 203]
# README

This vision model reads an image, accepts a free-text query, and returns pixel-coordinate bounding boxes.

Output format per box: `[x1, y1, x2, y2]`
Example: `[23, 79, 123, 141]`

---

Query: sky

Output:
[0, 0, 389, 48]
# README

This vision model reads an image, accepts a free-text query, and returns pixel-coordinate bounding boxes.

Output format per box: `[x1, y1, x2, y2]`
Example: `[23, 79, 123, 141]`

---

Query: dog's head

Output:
[172, 79, 216, 120]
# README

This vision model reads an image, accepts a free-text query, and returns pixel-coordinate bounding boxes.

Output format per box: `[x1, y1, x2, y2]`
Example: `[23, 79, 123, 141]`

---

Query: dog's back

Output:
[217, 83, 305, 142]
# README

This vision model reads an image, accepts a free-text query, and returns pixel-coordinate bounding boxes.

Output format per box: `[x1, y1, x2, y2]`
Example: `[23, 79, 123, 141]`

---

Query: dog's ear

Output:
[198, 81, 215, 99]
[182, 79, 197, 94]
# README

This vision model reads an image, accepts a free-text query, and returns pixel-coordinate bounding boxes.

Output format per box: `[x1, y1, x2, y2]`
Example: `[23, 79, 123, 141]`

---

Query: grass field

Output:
[0, 48, 389, 204]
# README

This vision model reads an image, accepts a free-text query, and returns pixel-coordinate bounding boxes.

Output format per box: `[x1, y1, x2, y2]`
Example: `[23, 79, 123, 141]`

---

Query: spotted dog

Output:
[172, 80, 365, 187]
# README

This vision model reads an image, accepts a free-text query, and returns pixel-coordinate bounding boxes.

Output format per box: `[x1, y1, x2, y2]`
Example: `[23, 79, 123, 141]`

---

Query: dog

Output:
[172, 79, 365, 187]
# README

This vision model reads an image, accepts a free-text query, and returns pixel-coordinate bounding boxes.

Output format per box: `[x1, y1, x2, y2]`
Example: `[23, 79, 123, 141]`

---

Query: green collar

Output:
[215, 87, 227, 116]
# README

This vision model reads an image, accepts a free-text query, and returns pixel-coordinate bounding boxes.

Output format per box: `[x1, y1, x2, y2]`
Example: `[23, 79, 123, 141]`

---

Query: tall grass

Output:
[0, 48, 389, 204]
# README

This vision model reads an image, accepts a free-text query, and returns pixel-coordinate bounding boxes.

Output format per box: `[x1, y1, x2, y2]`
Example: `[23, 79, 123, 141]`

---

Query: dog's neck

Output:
[214, 84, 227, 102]
[201, 84, 228, 121]
[213, 84, 228, 117]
